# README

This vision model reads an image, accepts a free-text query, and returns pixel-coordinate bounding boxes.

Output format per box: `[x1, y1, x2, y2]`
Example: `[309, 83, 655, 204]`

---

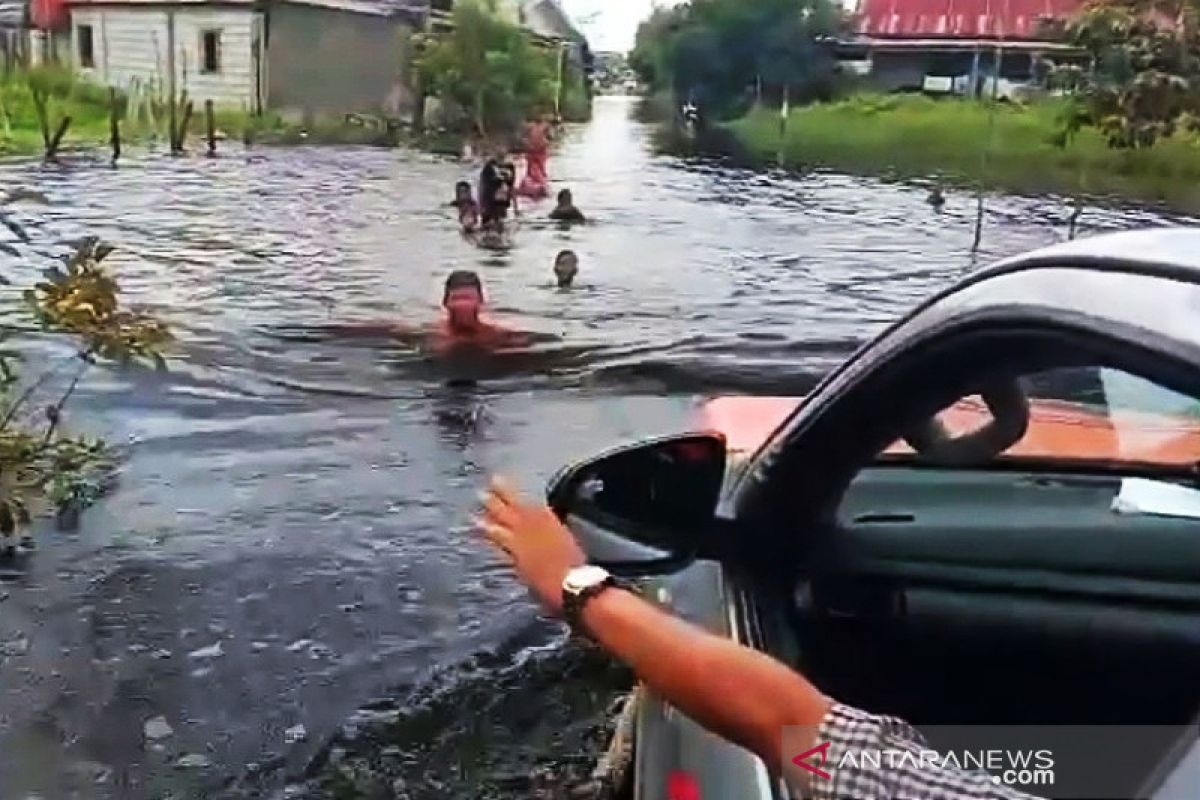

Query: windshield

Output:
[884, 367, 1200, 470]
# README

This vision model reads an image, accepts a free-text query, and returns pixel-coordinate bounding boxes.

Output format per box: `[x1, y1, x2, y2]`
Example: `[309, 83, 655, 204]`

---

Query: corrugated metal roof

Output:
[856, 0, 1083, 40]
[0, 0, 27, 27]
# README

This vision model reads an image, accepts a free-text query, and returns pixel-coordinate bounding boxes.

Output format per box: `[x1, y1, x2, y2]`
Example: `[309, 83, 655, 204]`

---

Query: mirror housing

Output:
[547, 432, 728, 566]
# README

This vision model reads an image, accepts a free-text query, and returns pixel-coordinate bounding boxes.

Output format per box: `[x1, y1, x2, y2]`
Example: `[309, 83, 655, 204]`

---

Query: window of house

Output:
[201, 30, 222, 74]
[78, 25, 95, 69]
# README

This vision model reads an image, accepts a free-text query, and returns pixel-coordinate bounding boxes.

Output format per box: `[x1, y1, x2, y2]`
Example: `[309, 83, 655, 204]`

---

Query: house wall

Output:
[868, 51, 931, 92]
[265, 4, 411, 117]
[70, 5, 257, 108]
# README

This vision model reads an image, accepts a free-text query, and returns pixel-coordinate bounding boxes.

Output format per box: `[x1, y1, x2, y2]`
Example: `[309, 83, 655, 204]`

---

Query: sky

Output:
[560, 0, 682, 53]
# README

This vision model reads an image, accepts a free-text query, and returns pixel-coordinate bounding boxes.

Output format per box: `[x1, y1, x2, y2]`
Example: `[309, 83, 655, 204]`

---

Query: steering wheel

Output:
[903, 380, 1031, 466]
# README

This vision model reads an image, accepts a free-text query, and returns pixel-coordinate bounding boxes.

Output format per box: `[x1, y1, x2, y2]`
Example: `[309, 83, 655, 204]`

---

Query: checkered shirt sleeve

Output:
[794, 703, 1047, 800]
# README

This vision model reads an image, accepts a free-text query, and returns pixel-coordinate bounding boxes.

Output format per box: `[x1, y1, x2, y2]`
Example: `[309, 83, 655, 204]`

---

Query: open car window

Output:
[882, 365, 1200, 472]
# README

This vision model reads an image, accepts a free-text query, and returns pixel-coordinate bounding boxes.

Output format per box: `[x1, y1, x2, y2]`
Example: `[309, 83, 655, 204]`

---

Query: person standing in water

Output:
[479, 145, 518, 230]
[553, 250, 579, 289]
[519, 115, 553, 199]
[549, 189, 586, 224]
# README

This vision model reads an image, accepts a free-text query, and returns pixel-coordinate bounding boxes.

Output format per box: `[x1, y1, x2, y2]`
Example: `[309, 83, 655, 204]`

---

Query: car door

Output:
[549, 434, 780, 800]
[724, 265, 1200, 798]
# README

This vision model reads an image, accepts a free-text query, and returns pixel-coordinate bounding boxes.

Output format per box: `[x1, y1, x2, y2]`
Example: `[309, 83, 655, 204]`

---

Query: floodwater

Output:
[0, 96, 1191, 799]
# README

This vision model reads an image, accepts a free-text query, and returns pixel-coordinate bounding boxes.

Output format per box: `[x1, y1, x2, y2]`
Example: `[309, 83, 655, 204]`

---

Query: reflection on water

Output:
[0, 97, 1193, 798]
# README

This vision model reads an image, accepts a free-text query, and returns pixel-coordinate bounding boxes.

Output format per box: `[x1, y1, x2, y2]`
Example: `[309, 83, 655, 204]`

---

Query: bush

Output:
[727, 93, 1200, 209]
[0, 230, 170, 556]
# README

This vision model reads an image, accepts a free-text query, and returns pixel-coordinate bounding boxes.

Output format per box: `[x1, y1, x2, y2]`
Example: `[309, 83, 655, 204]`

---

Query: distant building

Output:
[65, 0, 424, 117]
[847, 0, 1084, 97]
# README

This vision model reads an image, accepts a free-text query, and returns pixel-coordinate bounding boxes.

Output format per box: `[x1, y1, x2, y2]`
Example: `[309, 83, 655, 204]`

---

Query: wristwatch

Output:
[562, 565, 628, 637]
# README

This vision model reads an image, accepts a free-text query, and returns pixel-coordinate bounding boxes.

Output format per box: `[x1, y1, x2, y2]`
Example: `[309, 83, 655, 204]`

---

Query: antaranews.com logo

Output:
[792, 740, 1056, 789]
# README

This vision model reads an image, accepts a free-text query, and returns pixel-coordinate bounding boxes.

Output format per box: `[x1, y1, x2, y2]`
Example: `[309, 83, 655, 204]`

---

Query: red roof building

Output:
[856, 0, 1084, 40]
[843, 0, 1085, 95]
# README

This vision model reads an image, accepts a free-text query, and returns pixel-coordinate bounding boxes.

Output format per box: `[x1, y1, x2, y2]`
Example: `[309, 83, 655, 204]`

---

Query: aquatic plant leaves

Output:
[0, 233, 166, 538]
[27, 239, 171, 367]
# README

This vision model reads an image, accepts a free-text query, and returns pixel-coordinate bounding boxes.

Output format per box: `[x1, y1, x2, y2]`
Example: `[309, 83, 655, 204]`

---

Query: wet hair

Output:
[557, 188, 573, 205]
[555, 250, 578, 267]
[444, 270, 484, 302]
[455, 181, 472, 195]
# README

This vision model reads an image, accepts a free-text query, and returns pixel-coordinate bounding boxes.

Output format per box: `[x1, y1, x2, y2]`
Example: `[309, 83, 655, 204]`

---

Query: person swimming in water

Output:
[548, 189, 586, 224]
[451, 181, 480, 233]
[553, 250, 579, 289]
[326, 271, 529, 352]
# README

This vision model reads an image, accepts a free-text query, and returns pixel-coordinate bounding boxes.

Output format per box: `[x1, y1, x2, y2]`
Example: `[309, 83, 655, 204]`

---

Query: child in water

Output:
[554, 250, 579, 289]
[451, 181, 480, 233]
[549, 189, 586, 224]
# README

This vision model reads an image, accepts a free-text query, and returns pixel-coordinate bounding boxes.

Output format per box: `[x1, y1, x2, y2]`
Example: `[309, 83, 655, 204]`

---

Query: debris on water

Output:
[127, 643, 149, 654]
[1, 635, 30, 657]
[143, 716, 174, 741]
[285, 723, 308, 744]
[175, 753, 213, 770]
[0, 591, 8, 602]
[191, 667, 213, 679]
[338, 602, 363, 613]
[251, 641, 270, 653]
[307, 642, 334, 660]
[188, 642, 223, 660]
[286, 638, 314, 653]
[152, 648, 173, 660]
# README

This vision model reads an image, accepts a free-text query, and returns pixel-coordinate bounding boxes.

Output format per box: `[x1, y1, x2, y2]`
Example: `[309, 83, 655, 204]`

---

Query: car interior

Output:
[743, 330, 1200, 796]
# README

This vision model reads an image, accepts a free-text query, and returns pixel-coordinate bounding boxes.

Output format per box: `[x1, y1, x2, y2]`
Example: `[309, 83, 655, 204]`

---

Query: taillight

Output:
[667, 770, 701, 800]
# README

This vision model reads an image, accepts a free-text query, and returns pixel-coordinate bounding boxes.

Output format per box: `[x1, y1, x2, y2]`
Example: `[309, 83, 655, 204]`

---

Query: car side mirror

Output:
[546, 432, 727, 562]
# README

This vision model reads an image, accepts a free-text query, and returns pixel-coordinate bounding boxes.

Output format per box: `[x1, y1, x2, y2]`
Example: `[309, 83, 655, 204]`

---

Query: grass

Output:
[727, 93, 1200, 210]
[0, 67, 404, 157]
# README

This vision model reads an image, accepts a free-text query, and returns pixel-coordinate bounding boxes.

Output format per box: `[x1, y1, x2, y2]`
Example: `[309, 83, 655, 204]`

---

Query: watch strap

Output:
[563, 575, 630, 637]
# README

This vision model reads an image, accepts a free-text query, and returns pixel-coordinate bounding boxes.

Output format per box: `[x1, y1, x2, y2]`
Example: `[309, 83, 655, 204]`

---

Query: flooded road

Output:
[0, 96, 1192, 799]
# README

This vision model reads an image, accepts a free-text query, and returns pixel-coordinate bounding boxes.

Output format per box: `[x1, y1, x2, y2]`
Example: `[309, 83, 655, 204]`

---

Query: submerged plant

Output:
[0, 233, 170, 557]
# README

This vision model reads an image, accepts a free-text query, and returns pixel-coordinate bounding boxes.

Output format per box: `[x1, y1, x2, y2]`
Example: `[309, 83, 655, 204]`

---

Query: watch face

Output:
[563, 565, 611, 594]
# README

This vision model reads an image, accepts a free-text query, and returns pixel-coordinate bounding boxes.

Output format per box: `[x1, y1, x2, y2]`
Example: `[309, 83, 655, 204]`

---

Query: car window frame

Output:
[730, 267, 1200, 526]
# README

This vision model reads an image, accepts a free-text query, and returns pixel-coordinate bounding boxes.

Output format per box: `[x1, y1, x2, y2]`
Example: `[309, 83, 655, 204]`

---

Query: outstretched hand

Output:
[475, 476, 585, 616]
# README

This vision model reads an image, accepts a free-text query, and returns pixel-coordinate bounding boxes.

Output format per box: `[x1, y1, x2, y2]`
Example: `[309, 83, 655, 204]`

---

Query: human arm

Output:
[475, 478, 830, 774]
[322, 321, 419, 339]
[476, 479, 1049, 799]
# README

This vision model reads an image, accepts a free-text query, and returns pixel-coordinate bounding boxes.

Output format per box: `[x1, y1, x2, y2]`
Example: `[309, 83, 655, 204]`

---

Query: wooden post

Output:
[30, 87, 50, 152]
[166, 10, 177, 149]
[173, 100, 193, 154]
[205, 99, 216, 156]
[109, 88, 121, 166]
[46, 116, 71, 161]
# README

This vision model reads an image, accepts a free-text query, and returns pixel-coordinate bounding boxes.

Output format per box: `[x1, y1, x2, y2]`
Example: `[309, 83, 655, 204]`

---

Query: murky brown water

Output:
[0, 96, 1192, 799]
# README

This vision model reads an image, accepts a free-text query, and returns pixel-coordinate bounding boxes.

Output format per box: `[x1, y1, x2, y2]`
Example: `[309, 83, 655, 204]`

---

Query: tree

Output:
[629, 0, 846, 117]
[0, 214, 170, 558]
[1046, 0, 1200, 147]
[415, 0, 558, 136]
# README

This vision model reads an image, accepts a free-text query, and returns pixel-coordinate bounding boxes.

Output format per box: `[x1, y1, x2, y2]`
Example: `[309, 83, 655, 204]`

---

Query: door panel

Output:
[793, 466, 1200, 735]
[631, 559, 776, 800]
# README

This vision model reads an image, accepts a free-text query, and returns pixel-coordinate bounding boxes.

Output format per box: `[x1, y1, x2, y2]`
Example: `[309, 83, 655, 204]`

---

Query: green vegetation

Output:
[728, 94, 1200, 208]
[1042, 0, 1200, 149]
[0, 226, 170, 557]
[630, 0, 846, 118]
[0, 67, 401, 157]
[0, 67, 116, 155]
[415, 0, 589, 139]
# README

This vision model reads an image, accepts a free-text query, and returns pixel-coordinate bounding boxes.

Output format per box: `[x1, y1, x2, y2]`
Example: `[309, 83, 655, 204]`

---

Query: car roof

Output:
[983, 228, 1200, 282]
